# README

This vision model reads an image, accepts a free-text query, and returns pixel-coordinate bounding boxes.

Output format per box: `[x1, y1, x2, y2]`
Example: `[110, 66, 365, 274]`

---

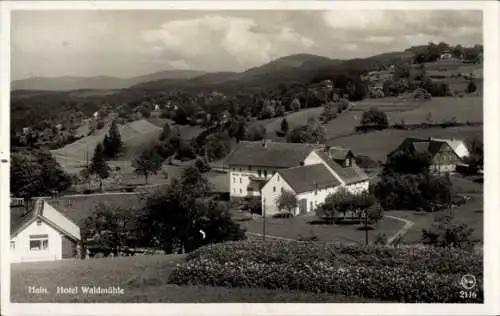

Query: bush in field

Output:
[169, 240, 483, 303]
[359, 108, 389, 131]
[422, 215, 474, 248]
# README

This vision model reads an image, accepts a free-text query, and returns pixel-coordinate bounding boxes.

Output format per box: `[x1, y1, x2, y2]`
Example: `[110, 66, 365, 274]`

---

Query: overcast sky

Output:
[11, 10, 482, 80]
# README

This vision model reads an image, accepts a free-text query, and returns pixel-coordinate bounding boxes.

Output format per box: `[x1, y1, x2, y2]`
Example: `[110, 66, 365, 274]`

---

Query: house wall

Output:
[432, 146, 460, 173]
[345, 180, 370, 195]
[61, 236, 77, 259]
[10, 220, 63, 263]
[229, 165, 281, 198]
[296, 185, 340, 216]
[260, 173, 295, 216]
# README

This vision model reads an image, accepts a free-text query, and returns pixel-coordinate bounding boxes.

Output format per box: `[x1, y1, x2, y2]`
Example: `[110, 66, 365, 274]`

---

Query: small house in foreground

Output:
[10, 199, 81, 263]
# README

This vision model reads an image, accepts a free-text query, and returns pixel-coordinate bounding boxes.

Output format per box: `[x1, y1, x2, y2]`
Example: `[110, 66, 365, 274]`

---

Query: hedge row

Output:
[169, 240, 483, 303]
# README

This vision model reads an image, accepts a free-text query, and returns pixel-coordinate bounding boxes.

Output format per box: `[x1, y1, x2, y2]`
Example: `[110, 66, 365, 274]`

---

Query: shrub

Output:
[170, 240, 483, 303]
[194, 158, 211, 173]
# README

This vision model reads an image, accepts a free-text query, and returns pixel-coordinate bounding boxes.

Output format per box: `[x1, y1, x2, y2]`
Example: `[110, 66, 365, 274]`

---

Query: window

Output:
[239, 189, 242, 193]
[239, 168, 242, 172]
[264, 170, 268, 178]
[277, 175, 280, 181]
[239, 178, 242, 184]
[273, 186, 276, 193]
[233, 177, 236, 183]
[29, 234, 49, 251]
[248, 166, 252, 171]
[258, 170, 262, 177]
[36, 219, 42, 226]
[10, 241, 15, 250]
[281, 188, 284, 193]
[315, 190, 318, 196]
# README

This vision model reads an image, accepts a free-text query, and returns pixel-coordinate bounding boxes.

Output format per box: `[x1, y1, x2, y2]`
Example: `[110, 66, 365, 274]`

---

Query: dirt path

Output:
[385, 215, 415, 244]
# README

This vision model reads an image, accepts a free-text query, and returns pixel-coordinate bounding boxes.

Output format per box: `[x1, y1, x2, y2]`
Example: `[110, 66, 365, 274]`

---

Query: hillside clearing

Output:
[52, 119, 162, 173]
[259, 96, 482, 142]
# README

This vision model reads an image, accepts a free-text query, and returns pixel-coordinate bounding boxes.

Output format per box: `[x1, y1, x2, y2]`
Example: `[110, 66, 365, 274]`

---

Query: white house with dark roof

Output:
[225, 140, 370, 216]
[224, 140, 325, 198]
[10, 199, 81, 263]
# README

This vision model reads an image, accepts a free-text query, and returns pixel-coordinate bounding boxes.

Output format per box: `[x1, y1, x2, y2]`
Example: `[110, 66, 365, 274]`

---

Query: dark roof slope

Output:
[44, 194, 147, 226]
[224, 141, 324, 168]
[279, 164, 341, 194]
[396, 138, 448, 157]
[10, 207, 36, 235]
[315, 150, 369, 184]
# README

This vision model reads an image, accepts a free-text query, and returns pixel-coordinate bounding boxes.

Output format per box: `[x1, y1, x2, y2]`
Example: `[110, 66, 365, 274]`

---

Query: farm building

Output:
[10, 199, 81, 263]
[224, 140, 369, 216]
[391, 137, 463, 174]
[430, 137, 470, 159]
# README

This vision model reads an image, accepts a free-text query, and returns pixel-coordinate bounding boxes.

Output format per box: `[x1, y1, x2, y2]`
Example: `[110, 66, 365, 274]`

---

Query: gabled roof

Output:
[396, 137, 449, 157]
[10, 199, 81, 241]
[278, 164, 341, 194]
[430, 138, 468, 153]
[224, 141, 324, 168]
[314, 150, 369, 185]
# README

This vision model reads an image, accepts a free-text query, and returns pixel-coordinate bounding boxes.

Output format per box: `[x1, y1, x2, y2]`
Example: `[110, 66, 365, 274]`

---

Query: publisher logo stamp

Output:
[460, 274, 476, 290]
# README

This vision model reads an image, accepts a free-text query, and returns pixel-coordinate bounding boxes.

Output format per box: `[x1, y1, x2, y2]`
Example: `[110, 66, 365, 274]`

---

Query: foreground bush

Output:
[169, 240, 483, 303]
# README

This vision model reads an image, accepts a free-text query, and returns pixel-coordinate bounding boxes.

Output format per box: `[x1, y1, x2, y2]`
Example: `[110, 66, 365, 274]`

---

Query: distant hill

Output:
[126, 54, 344, 95]
[11, 70, 206, 91]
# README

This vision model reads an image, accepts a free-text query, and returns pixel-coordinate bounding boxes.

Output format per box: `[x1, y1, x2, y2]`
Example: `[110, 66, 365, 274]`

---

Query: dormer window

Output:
[345, 158, 352, 167]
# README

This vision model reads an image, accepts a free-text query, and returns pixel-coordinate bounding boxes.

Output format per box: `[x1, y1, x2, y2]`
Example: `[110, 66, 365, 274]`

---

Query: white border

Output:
[1, 1, 499, 315]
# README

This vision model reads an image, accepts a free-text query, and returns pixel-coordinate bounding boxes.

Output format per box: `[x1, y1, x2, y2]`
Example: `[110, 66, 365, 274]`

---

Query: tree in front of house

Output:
[466, 79, 477, 94]
[383, 148, 432, 176]
[88, 143, 110, 192]
[275, 190, 298, 216]
[132, 146, 165, 184]
[421, 214, 474, 248]
[244, 123, 266, 141]
[138, 167, 244, 254]
[103, 120, 123, 159]
[318, 189, 383, 244]
[82, 203, 140, 257]
[280, 118, 289, 133]
[464, 136, 483, 173]
[11, 149, 73, 200]
[360, 107, 389, 130]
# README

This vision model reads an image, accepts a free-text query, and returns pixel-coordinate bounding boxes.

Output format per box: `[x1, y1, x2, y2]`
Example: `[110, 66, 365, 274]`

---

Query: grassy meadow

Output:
[11, 254, 377, 303]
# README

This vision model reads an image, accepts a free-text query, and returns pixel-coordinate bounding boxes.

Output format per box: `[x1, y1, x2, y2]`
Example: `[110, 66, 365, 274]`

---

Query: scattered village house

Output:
[392, 137, 465, 174]
[224, 140, 370, 216]
[10, 199, 81, 263]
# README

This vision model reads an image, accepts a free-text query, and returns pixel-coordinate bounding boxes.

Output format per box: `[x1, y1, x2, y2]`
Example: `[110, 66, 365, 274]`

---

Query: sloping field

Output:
[388, 96, 482, 125]
[327, 125, 483, 162]
[52, 119, 162, 172]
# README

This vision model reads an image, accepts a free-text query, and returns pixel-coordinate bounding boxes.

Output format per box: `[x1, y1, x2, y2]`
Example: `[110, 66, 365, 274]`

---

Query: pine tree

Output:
[280, 118, 289, 133]
[102, 134, 111, 158]
[89, 142, 110, 192]
[104, 120, 122, 158]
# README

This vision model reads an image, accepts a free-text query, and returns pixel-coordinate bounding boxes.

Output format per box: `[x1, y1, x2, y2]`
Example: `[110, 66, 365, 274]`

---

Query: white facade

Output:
[11, 219, 63, 263]
[452, 143, 470, 159]
[259, 151, 370, 216]
[296, 186, 340, 216]
[261, 173, 295, 216]
[229, 165, 279, 198]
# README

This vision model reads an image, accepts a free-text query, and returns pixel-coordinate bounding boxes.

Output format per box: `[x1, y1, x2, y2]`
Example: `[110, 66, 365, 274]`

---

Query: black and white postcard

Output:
[1, 1, 499, 315]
